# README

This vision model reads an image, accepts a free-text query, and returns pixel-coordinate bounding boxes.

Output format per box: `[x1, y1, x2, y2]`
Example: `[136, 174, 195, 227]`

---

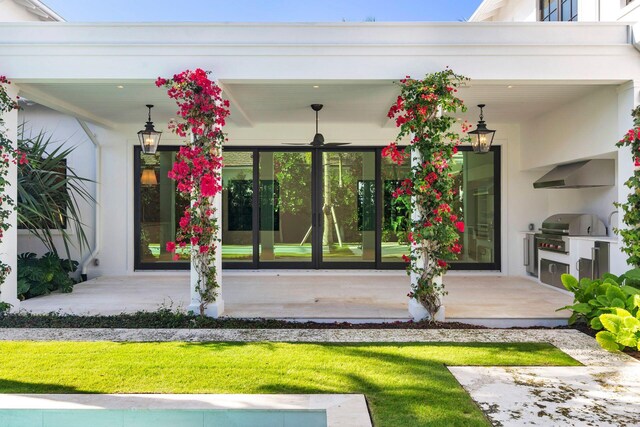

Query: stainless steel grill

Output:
[536, 214, 606, 254]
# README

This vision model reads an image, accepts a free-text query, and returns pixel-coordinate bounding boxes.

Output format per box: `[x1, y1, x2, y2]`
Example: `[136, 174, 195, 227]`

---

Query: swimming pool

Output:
[0, 394, 372, 427]
[0, 408, 327, 427]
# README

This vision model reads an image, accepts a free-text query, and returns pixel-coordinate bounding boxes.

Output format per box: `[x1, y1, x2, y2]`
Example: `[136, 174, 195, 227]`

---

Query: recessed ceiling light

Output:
[116, 85, 124, 89]
[313, 85, 320, 89]
[507, 85, 514, 89]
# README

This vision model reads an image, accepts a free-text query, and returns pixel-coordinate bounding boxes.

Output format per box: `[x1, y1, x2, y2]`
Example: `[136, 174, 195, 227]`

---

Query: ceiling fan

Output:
[284, 104, 351, 147]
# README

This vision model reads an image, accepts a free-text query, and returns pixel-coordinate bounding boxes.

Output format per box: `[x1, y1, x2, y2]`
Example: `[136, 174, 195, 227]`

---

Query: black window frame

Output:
[134, 145, 501, 272]
[134, 145, 190, 271]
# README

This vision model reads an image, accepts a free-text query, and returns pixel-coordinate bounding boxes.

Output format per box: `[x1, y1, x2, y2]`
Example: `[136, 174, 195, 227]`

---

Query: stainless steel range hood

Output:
[533, 160, 615, 189]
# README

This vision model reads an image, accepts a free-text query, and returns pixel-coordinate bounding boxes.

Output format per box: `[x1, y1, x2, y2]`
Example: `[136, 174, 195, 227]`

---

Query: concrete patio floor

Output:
[18, 271, 572, 327]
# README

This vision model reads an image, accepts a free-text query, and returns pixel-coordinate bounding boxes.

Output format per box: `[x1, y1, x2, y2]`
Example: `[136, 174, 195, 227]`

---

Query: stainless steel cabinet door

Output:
[540, 259, 569, 289]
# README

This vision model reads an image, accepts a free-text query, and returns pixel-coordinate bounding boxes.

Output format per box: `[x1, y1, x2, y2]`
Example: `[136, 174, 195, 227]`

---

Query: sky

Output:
[43, 0, 484, 22]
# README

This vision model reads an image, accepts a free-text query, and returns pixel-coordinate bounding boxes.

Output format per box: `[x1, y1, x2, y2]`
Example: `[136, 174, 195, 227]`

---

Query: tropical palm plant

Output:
[17, 124, 95, 263]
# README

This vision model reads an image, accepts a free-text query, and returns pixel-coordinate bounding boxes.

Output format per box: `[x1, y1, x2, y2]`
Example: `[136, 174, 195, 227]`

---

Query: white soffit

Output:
[18, 81, 612, 128]
[469, 0, 507, 22]
[12, 0, 64, 21]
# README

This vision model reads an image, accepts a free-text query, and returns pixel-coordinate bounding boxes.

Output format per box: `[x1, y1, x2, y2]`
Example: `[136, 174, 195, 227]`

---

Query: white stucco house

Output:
[0, 0, 638, 322]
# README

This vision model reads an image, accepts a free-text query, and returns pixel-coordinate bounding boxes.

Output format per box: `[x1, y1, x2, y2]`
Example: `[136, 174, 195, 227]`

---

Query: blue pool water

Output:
[0, 409, 327, 427]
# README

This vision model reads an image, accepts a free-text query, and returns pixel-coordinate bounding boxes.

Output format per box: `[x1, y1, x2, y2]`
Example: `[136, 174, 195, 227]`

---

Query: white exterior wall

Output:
[520, 86, 620, 225]
[521, 87, 619, 170]
[580, 0, 640, 22]
[17, 105, 97, 274]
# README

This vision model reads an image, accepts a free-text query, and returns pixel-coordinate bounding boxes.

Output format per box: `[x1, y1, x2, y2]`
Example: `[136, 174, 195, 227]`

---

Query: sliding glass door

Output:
[135, 145, 500, 271]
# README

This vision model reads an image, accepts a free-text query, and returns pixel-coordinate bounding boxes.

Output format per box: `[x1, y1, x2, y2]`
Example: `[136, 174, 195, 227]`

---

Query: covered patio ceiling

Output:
[18, 80, 615, 131]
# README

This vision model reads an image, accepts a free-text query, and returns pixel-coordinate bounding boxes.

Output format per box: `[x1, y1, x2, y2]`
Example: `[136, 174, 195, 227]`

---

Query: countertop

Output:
[567, 235, 618, 243]
[519, 231, 618, 243]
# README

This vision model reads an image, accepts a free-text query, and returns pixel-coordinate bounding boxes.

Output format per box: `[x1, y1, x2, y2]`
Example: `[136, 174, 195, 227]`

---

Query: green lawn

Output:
[0, 341, 578, 426]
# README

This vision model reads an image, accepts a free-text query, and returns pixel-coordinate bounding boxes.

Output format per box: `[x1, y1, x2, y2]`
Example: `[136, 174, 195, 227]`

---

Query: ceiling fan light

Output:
[312, 133, 325, 145]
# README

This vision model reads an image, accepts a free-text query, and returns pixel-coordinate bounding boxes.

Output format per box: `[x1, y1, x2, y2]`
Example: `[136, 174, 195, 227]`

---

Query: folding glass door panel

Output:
[381, 153, 411, 265]
[373, 146, 501, 270]
[451, 148, 500, 269]
[258, 151, 314, 265]
[221, 151, 254, 263]
[319, 151, 376, 266]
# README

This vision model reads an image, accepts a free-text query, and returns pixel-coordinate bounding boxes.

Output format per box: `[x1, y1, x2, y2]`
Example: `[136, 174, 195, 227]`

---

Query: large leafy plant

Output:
[17, 125, 94, 262]
[559, 272, 640, 329]
[596, 301, 640, 352]
[384, 69, 470, 318]
[17, 252, 77, 300]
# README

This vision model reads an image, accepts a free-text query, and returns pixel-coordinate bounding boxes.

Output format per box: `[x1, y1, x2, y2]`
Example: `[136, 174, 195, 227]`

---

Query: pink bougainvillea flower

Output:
[455, 221, 465, 233]
[166, 241, 176, 252]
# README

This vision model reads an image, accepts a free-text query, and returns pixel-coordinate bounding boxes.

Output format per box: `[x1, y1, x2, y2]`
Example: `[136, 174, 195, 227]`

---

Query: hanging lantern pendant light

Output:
[138, 104, 162, 154]
[469, 104, 496, 154]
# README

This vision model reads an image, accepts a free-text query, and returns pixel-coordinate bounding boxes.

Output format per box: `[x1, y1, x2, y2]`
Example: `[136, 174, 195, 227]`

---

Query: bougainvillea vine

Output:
[384, 69, 470, 319]
[156, 69, 229, 315]
[0, 76, 23, 311]
[614, 106, 640, 268]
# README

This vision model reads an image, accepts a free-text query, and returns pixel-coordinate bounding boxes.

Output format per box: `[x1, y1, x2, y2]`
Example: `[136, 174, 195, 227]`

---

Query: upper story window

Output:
[540, 0, 578, 21]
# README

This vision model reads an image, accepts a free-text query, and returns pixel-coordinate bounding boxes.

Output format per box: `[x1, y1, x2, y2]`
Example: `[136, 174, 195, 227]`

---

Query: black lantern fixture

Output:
[137, 104, 162, 154]
[468, 104, 496, 154]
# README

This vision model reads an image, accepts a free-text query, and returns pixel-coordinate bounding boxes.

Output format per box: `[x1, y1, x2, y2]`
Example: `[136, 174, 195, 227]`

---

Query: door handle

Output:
[549, 263, 557, 274]
[591, 247, 599, 279]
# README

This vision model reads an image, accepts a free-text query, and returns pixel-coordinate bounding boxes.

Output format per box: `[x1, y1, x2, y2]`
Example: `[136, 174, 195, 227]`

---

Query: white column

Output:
[407, 134, 445, 322]
[188, 141, 224, 317]
[612, 80, 640, 274]
[206, 188, 224, 317]
[0, 84, 19, 310]
[409, 144, 422, 288]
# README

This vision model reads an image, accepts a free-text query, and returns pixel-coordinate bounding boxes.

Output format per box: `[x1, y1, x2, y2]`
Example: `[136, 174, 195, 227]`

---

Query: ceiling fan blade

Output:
[282, 142, 311, 146]
[323, 142, 351, 147]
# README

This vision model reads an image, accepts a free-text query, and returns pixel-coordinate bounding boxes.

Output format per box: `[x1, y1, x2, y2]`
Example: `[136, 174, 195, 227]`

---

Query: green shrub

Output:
[558, 271, 640, 330]
[17, 252, 78, 300]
